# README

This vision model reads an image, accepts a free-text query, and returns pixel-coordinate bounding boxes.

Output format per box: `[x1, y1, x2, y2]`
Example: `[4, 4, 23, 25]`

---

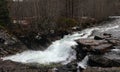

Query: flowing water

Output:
[1, 16, 120, 68]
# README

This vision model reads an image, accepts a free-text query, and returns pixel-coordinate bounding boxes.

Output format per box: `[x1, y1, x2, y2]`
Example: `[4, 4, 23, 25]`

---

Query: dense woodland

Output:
[0, 0, 120, 35]
[1, 1, 120, 72]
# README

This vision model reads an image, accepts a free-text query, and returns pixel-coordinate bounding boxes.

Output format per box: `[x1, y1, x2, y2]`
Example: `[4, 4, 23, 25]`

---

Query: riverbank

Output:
[0, 16, 120, 72]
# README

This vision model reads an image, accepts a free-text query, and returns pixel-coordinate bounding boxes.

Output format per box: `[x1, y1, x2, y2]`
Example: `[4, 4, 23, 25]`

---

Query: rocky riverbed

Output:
[76, 33, 120, 72]
[0, 16, 120, 72]
[0, 29, 28, 57]
[1, 31, 120, 72]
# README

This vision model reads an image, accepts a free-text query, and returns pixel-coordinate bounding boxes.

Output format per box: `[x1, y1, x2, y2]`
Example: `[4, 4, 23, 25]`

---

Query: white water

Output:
[1, 16, 120, 67]
[1, 28, 95, 65]
[77, 56, 89, 69]
[77, 56, 89, 72]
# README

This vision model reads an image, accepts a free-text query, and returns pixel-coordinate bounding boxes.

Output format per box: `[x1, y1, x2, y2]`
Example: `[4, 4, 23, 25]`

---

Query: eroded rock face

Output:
[96, 48, 120, 67]
[75, 33, 120, 68]
[89, 54, 120, 67]
[16, 30, 70, 50]
[76, 39, 113, 54]
[0, 29, 28, 57]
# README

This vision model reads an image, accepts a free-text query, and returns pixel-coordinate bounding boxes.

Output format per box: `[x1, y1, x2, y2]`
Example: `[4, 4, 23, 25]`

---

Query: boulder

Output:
[75, 33, 120, 67]
[76, 39, 113, 54]
[94, 36, 103, 40]
[94, 33, 112, 40]
[0, 38, 5, 43]
[0, 30, 28, 57]
[90, 44, 113, 54]
[75, 45, 87, 61]
[89, 48, 120, 67]
[0, 59, 49, 72]
[57, 62, 77, 72]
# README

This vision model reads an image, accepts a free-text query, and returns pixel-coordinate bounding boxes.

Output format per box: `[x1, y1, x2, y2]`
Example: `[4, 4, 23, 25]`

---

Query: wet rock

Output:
[0, 43, 28, 57]
[107, 39, 120, 46]
[75, 45, 87, 61]
[0, 38, 5, 43]
[76, 39, 108, 46]
[90, 44, 113, 54]
[75, 33, 120, 67]
[0, 59, 50, 72]
[0, 30, 28, 57]
[114, 46, 120, 49]
[94, 36, 103, 40]
[57, 62, 77, 72]
[83, 67, 120, 72]
[16, 30, 70, 50]
[18, 33, 51, 50]
[76, 39, 113, 54]
[89, 48, 120, 67]
[103, 33, 112, 38]
[94, 33, 112, 40]
[89, 55, 120, 67]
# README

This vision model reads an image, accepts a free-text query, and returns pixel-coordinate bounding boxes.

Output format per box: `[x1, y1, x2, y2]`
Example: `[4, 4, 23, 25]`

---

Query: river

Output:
[1, 16, 120, 68]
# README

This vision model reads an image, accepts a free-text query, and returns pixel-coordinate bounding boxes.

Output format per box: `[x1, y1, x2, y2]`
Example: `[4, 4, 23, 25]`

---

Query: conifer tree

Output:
[0, 0, 10, 27]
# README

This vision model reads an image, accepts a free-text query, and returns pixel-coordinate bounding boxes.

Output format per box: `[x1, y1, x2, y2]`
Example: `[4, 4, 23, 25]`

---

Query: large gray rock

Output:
[0, 30, 28, 57]
[89, 48, 120, 67]
[75, 33, 120, 67]
[76, 39, 113, 54]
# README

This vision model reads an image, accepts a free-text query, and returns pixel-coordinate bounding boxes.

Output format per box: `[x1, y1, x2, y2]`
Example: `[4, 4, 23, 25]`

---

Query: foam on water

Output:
[1, 28, 95, 65]
[77, 56, 89, 69]
[1, 16, 120, 66]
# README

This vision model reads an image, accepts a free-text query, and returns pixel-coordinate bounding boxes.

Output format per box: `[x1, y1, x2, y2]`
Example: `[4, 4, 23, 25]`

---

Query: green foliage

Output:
[0, 0, 10, 27]
[57, 18, 78, 31]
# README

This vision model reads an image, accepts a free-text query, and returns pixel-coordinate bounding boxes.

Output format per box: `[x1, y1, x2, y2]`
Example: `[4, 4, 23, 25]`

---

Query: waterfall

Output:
[1, 28, 95, 65]
[1, 16, 120, 67]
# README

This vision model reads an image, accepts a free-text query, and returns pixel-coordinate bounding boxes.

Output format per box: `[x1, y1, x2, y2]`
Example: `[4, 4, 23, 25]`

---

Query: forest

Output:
[5, 0, 120, 34]
[0, 0, 120, 72]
